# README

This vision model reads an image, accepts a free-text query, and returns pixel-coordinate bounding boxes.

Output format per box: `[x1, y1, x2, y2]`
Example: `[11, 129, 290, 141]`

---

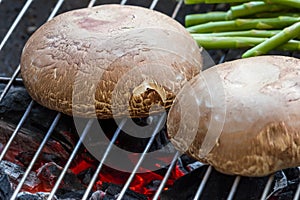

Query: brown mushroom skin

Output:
[167, 55, 300, 177]
[20, 4, 202, 119]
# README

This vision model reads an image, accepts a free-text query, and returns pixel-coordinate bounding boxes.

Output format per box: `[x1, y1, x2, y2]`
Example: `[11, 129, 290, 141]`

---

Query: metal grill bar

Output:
[172, 0, 183, 19]
[149, 2, 185, 197]
[10, 113, 61, 200]
[1, 0, 299, 199]
[0, 100, 34, 162]
[152, 151, 180, 200]
[192, 50, 227, 200]
[79, 1, 183, 199]
[0, 0, 33, 51]
[47, 119, 95, 200]
[193, 165, 212, 200]
[149, 0, 159, 10]
[0, 76, 23, 83]
[81, 118, 127, 200]
[120, 0, 127, 5]
[191, 49, 290, 200]
[116, 1, 184, 199]
[293, 168, 300, 200]
[227, 176, 241, 200]
[0, 2, 67, 198]
[88, 0, 97, 8]
[116, 113, 167, 200]
[261, 174, 274, 200]
[47, 1, 117, 199]
[47, 0, 65, 21]
[0, 65, 20, 102]
[0, 0, 65, 103]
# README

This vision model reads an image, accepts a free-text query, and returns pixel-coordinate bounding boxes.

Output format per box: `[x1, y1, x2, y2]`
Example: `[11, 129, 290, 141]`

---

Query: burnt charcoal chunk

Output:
[233, 176, 269, 200]
[0, 121, 71, 168]
[89, 190, 106, 200]
[161, 165, 269, 200]
[16, 193, 40, 200]
[0, 84, 77, 152]
[275, 191, 295, 200]
[0, 168, 13, 200]
[77, 167, 96, 185]
[179, 154, 199, 169]
[162, 165, 300, 200]
[0, 84, 31, 116]
[16, 192, 55, 200]
[267, 169, 300, 199]
[56, 189, 86, 199]
[16, 193, 41, 200]
[102, 182, 147, 200]
[16, 151, 63, 168]
[160, 166, 207, 200]
[37, 162, 85, 191]
[145, 179, 161, 192]
[283, 168, 300, 181]
[96, 114, 172, 154]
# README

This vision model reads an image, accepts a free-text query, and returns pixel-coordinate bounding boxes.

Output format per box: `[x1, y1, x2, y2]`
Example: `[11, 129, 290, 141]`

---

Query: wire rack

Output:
[0, 0, 300, 200]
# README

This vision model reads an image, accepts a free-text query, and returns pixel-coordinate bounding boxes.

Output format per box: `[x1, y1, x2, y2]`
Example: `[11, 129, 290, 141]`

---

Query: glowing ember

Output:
[69, 154, 186, 199]
[0, 117, 186, 199]
[2, 147, 186, 199]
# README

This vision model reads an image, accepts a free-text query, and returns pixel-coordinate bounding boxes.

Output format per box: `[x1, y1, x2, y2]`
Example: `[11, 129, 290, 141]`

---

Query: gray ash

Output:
[0, 167, 13, 200]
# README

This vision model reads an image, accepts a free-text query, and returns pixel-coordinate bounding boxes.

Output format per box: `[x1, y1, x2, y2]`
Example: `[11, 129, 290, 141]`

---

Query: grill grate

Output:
[0, 0, 300, 200]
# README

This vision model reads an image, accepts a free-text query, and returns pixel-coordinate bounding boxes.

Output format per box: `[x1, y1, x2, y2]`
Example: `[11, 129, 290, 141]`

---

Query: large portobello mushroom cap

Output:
[167, 55, 300, 177]
[21, 4, 202, 119]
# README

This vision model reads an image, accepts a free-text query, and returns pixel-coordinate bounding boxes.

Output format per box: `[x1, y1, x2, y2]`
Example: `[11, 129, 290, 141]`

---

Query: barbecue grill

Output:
[0, 0, 300, 200]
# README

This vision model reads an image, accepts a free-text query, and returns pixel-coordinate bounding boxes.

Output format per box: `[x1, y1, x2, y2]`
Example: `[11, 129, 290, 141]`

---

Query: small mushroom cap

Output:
[21, 4, 202, 119]
[167, 55, 300, 176]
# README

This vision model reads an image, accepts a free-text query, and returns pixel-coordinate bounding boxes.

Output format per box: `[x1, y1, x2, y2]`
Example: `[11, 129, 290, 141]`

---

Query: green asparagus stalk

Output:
[193, 36, 264, 48]
[264, 0, 300, 9]
[253, 12, 300, 18]
[242, 21, 300, 57]
[185, 11, 298, 28]
[184, 0, 205, 4]
[192, 35, 300, 50]
[227, 1, 288, 19]
[192, 30, 300, 40]
[184, 0, 202, 4]
[191, 30, 281, 37]
[187, 16, 300, 33]
[184, 0, 250, 4]
[205, 0, 250, 3]
[185, 12, 227, 27]
[184, 0, 300, 7]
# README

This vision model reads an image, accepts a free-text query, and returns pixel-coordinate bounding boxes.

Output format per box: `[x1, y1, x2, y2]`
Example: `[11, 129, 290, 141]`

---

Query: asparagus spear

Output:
[184, 0, 300, 7]
[192, 30, 300, 40]
[191, 30, 281, 37]
[185, 0, 250, 4]
[184, 0, 205, 4]
[242, 21, 300, 57]
[204, 0, 250, 2]
[193, 36, 263, 48]
[227, 1, 288, 19]
[253, 12, 300, 18]
[184, 1, 296, 27]
[185, 11, 299, 27]
[264, 0, 300, 9]
[185, 12, 227, 27]
[187, 16, 300, 33]
[191, 35, 300, 50]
